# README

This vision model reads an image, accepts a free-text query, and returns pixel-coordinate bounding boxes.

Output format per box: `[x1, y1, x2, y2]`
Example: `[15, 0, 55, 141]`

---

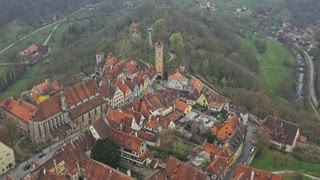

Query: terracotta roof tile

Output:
[31, 93, 62, 122]
[146, 170, 166, 180]
[105, 57, 118, 66]
[26, 43, 38, 53]
[0, 97, 37, 123]
[175, 99, 189, 112]
[108, 126, 144, 152]
[125, 59, 139, 75]
[92, 117, 109, 139]
[168, 71, 188, 82]
[84, 159, 133, 180]
[203, 143, 224, 159]
[297, 135, 307, 143]
[65, 79, 98, 107]
[99, 83, 119, 99]
[34, 80, 60, 96]
[113, 81, 130, 96]
[137, 131, 158, 142]
[166, 156, 208, 180]
[190, 78, 204, 92]
[206, 156, 228, 177]
[261, 115, 299, 146]
[37, 167, 65, 180]
[188, 90, 200, 101]
[232, 164, 283, 180]
[107, 109, 134, 127]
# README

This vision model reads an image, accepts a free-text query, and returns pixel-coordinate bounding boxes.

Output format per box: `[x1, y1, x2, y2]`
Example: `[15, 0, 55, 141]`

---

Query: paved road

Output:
[13, 136, 26, 157]
[303, 51, 319, 108]
[1, 130, 83, 180]
[223, 121, 257, 180]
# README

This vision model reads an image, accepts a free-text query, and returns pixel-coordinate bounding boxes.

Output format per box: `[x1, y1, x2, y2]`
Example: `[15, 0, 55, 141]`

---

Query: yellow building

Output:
[0, 141, 15, 175]
[155, 40, 164, 78]
[196, 93, 208, 106]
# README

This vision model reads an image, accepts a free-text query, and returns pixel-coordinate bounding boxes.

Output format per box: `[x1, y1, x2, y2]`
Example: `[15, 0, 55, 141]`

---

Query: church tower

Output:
[155, 40, 164, 78]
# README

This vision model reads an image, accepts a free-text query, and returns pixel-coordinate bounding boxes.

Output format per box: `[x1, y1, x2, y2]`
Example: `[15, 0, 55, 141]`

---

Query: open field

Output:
[243, 33, 296, 96]
[251, 149, 320, 178]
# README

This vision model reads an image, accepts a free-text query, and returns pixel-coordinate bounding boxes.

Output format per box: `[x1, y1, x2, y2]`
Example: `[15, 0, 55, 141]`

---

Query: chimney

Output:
[122, 79, 125, 84]
[43, 168, 46, 175]
[135, 131, 138, 137]
[280, 122, 283, 127]
[156, 117, 159, 123]
[53, 159, 57, 174]
[250, 171, 255, 180]
[120, 124, 123, 132]
[127, 169, 131, 177]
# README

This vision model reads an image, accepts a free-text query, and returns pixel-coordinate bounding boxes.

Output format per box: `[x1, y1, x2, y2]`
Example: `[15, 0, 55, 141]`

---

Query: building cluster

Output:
[16, 43, 50, 64]
[0, 141, 15, 176]
[129, 22, 141, 41]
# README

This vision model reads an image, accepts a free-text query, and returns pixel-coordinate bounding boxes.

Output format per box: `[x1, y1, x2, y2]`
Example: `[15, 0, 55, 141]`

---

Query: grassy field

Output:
[251, 149, 320, 178]
[243, 34, 296, 96]
[0, 21, 32, 50]
[0, 62, 48, 100]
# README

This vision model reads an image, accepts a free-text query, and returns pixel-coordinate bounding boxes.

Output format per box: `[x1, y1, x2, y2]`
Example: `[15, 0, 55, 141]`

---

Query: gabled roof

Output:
[105, 57, 118, 66]
[65, 79, 98, 107]
[125, 59, 139, 75]
[168, 71, 188, 82]
[84, 159, 133, 180]
[225, 129, 243, 153]
[96, 49, 104, 55]
[206, 155, 228, 177]
[203, 143, 224, 159]
[0, 97, 37, 123]
[137, 131, 158, 143]
[232, 164, 283, 180]
[190, 78, 204, 92]
[92, 117, 109, 138]
[261, 115, 299, 146]
[146, 170, 166, 180]
[188, 90, 200, 101]
[107, 109, 134, 127]
[166, 156, 208, 180]
[34, 80, 60, 96]
[124, 80, 138, 92]
[175, 99, 189, 112]
[108, 126, 144, 152]
[113, 81, 130, 96]
[31, 93, 62, 122]
[68, 96, 105, 119]
[26, 43, 38, 53]
[37, 167, 65, 180]
[208, 95, 229, 109]
[99, 83, 120, 99]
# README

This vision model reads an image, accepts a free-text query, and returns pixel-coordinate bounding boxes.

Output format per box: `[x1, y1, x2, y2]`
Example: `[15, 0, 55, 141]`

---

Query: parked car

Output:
[250, 147, 255, 154]
[23, 163, 31, 171]
[193, 113, 199, 118]
[38, 153, 46, 158]
[205, 119, 211, 124]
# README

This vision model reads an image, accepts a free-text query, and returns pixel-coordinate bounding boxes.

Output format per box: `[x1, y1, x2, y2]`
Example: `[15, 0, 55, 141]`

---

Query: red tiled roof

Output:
[297, 135, 307, 143]
[37, 167, 65, 180]
[113, 81, 130, 96]
[232, 164, 283, 180]
[99, 83, 119, 99]
[105, 57, 118, 66]
[190, 78, 204, 92]
[34, 80, 60, 96]
[84, 159, 133, 180]
[261, 115, 299, 146]
[125, 59, 139, 75]
[175, 99, 189, 112]
[65, 79, 98, 107]
[206, 156, 228, 177]
[108, 126, 144, 152]
[68, 96, 105, 119]
[0, 97, 37, 123]
[31, 93, 62, 122]
[203, 143, 224, 159]
[26, 43, 38, 53]
[137, 131, 158, 142]
[143, 118, 159, 129]
[168, 71, 188, 82]
[107, 109, 134, 127]
[166, 156, 208, 180]
[146, 170, 166, 180]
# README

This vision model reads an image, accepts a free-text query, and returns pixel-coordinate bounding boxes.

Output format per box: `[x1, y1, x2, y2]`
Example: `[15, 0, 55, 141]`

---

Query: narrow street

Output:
[1, 130, 83, 180]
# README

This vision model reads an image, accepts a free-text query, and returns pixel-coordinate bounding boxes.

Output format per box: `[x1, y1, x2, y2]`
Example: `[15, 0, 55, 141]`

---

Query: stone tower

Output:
[96, 49, 104, 64]
[155, 40, 164, 78]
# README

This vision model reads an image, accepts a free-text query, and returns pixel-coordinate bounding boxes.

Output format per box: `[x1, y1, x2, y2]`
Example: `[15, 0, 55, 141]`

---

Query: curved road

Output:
[303, 51, 319, 108]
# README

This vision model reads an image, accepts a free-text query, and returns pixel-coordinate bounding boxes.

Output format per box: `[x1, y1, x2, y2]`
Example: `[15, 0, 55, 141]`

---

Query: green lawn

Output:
[0, 62, 48, 100]
[251, 149, 320, 178]
[243, 34, 296, 96]
[0, 21, 32, 49]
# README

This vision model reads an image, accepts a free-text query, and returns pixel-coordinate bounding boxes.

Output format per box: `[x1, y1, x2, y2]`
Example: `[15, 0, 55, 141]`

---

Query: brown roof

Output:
[92, 117, 109, 139]
[31, 93, 62, 122]
[68, 96, 105, 119]
[125, 59, 139, 75]
[65, 79, 98, 107]
[99, 83, 119, 99]
[203, 143, 224, 159]
[96, 49, 104, 55]
[137, 131, 158, 142]
[124, 79, 137, 92]
[261, 115, 299, 146]
[146, 170, 166, 180]
[84, 159, 133, 180]
[108, 126, 144, 152]
[143, 118, 159, 129]
[188, 90, 200, 101]
[105, 57, 118, 66]
[206, 156, 228, 177]
[0, 97, 37, 123]
[50, 124, 71, 138]
[175, 99, 189, 112]
[166, 156, 208, 180]
[37, 167, 65, 180]
[232, 164, 283, 180]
